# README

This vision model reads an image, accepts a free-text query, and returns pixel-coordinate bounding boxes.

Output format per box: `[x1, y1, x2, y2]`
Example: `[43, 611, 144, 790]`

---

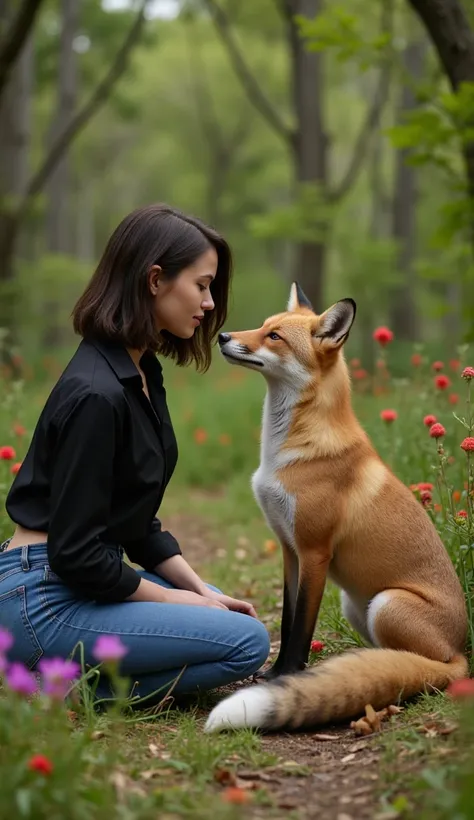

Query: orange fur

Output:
[207, 284, 468, 733]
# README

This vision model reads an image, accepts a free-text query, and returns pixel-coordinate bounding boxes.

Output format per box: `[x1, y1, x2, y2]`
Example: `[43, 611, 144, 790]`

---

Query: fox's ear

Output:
[314, 298, 356, 346]
[287, 281, 313, 312]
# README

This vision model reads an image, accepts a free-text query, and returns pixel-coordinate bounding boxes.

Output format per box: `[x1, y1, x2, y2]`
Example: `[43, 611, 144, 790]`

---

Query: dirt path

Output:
[158, 510, 391, 820]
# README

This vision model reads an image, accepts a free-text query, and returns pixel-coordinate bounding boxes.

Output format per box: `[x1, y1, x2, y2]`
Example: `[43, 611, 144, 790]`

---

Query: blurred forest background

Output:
[1, 0, 474, 377]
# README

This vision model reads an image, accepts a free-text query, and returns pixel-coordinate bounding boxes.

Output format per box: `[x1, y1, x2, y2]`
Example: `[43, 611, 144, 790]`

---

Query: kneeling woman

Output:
[0, 203, 269, 705]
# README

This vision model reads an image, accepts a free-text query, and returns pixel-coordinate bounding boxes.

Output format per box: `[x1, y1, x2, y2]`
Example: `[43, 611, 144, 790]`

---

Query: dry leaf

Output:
[340, 753, 356, 764]
[351, 703, 402, 736]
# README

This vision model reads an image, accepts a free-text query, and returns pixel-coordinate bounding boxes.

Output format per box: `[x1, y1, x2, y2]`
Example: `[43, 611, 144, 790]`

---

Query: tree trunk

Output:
[289, 0, 328, 310]
[42, 0, 80, 348]
[0, 6, 33, 345]
[389, 39, 424, 341]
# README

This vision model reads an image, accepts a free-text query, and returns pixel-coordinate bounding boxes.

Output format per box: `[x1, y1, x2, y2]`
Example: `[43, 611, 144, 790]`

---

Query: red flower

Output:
[449, 359, 460, 372]
[193, 428, 208, 444]
[373, 327, 393, 346]
[380, 409, 397, 423]
[435, 375, 450, 390]
[461, 366, 474, 381]
[460, 437, 474, 452]
[430, 423, 446, 439]
[12, 423, 26, 437]
[411, 353, 422, 367]
[418, 482, 434, 492]
[457, 510, 468, 519]
[0, 445, 15, 460]
[447, 678, 474, 699]
[449, 393, 459, 405]
[423, 414, 437, 427]
[350, 358, 361, 368]
[310, 640, 325, 653]
[28, 755, 53, 776]
[420, 490, 432, 506]
[432, 361, 444, 372]
[222, 787, 251, 804]
[11, 462, 21, 475]
[353, 368, 368, 381]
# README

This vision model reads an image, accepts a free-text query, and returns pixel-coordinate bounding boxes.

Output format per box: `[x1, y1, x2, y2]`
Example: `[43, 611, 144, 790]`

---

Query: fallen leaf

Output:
[351, 704, 402, 736]
[340, 753, 356, 764]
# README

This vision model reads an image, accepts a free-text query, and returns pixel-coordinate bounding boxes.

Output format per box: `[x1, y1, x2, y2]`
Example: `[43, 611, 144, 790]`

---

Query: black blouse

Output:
[5, 338, 181, 602]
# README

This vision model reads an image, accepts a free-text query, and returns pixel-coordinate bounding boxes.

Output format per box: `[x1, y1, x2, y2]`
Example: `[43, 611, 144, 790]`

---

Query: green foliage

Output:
[248, 182, 334, 243]
[297, 2, 392, 70]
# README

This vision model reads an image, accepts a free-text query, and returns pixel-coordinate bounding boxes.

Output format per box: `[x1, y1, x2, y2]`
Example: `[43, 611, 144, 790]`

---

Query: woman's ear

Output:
[148, 265, 163, 297]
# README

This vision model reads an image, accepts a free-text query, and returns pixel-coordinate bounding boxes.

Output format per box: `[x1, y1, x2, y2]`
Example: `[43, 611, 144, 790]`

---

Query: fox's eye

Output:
[268, 332, 281, 341]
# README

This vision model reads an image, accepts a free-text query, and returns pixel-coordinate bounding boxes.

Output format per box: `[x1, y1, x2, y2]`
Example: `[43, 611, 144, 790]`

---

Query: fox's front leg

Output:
[256, 542, 299, 681]
[274, 549, 331, 675]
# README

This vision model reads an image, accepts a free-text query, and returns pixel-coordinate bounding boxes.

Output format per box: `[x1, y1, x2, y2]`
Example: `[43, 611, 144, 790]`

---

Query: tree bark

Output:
[407, 0, 474, 217]
[389, 39, 425, 341]
[43, 0, 80, 348]
[0, 0, 43, 100]
[288, 0, 328, 309]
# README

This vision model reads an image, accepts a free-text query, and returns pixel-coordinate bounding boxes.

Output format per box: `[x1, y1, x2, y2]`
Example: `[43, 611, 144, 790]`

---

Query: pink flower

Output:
[38, 658, 81, 699]
[449, 393, 459, 405]
[0, 627, 13, 654]
[92, 635, 128, 663]
[460, 437, 474, 452]
[461, 366, 474, 381]
[449, 359, 460, 372]
[310, 640, 325, 653]
[423, 414, 437, 427]
[0, 654, 7, 675]
[6, 662, 38, 696]
[432, 361, 444, 372]
[380, 409, 397, 423]
[373, 327, 394, 346]
[429, 423, 446, 439]
[435, 375, 451, 391]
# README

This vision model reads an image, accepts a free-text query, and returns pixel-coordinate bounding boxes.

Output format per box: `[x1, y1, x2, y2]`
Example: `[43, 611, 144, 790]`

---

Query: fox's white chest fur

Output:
[251, 381, 300, 551]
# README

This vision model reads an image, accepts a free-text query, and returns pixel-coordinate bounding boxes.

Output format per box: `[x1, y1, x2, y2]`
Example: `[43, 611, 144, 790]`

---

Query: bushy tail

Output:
[204, 648, 468, 733]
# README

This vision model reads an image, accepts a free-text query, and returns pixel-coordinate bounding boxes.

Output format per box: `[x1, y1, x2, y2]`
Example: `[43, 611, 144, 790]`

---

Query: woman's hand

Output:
[204, 590, 258, 618]
[164, 589, 229, 610]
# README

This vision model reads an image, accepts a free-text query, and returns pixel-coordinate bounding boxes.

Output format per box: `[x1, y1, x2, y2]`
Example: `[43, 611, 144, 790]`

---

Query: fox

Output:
[204, 282, 469, 734]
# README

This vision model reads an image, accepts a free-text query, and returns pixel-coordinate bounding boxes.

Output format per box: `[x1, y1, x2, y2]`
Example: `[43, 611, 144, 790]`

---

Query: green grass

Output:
[0, 340, 473, 818]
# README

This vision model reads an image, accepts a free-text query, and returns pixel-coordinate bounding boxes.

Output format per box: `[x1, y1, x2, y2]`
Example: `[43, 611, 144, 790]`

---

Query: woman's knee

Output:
[236, 618, 270, 675]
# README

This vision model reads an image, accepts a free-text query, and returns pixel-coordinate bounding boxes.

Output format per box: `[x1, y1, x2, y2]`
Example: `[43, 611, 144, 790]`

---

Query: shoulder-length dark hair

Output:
[72, 203, 233, 372]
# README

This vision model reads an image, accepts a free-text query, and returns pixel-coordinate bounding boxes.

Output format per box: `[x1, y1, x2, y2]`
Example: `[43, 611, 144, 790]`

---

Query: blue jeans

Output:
[0, 542, 270, 706]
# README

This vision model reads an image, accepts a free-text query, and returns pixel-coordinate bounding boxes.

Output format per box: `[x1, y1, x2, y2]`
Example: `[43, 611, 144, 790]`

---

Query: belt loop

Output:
[21, 545, 30, 571]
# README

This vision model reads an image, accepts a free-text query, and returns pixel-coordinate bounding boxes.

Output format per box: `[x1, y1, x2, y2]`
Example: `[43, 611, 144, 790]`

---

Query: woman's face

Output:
[150, 246, 218, 339]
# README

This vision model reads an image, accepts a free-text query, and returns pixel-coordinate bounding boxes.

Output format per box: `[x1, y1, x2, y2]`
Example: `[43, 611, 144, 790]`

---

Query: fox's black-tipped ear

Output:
[314, 298, 356, 345]
[287, 281, 313, 312]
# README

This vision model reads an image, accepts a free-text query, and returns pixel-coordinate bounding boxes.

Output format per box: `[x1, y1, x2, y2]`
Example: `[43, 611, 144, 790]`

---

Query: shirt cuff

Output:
[123, 519, 182, 572]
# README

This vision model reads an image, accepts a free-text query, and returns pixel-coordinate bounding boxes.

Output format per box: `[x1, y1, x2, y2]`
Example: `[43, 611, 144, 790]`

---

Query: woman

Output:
[0, 203, 270, 706]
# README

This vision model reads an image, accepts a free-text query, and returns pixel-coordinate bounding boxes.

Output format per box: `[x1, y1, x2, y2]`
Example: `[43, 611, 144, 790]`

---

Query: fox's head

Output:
[218, 283, 356, 386]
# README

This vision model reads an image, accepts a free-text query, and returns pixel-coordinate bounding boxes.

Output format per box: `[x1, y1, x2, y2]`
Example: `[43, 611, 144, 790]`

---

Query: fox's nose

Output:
[218, 333, 231, 345]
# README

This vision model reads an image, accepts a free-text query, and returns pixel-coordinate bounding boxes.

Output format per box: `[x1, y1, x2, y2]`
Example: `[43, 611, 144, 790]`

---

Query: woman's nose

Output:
[202, 295, 215, 311]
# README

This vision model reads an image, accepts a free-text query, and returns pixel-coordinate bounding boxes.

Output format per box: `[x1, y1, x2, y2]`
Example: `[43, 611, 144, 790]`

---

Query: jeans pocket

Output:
[0, 586, 43, 669]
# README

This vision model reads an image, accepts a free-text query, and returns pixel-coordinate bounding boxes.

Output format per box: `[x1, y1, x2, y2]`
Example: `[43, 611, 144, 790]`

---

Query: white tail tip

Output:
[204, 686, 274, 733]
